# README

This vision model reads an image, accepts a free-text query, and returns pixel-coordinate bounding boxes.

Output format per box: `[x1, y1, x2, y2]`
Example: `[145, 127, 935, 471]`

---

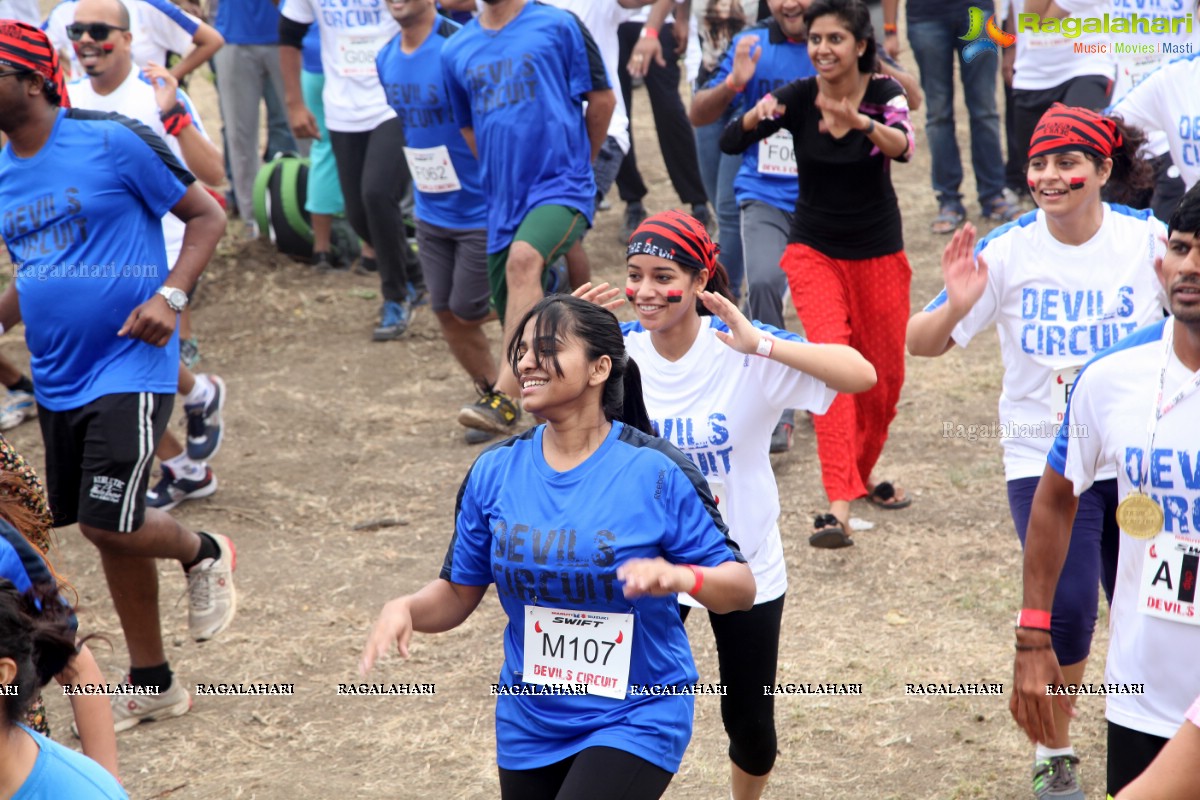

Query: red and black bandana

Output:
[626, 209, 718, 280]
[1028, 103, 1120, 161]
[0, 20, 69, 107]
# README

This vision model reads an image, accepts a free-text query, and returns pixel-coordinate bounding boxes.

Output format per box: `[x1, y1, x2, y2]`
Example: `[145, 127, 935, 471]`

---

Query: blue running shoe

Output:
[373, 300, 411, 341]
[185, 375, 225, 461]
[146, 465, 217, 511]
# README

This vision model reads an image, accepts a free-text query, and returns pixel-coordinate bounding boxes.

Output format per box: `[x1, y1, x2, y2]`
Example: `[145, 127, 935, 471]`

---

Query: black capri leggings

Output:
[680, 594, 785, 776]
[498, 746, 673, 800]
[328, 117, 422, 303]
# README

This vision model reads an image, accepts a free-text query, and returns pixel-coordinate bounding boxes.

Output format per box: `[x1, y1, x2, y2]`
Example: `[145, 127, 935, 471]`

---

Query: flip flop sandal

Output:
[809, 513, 854, 549]
[866, 481, 912, 510]
[930, 206, 966, 235]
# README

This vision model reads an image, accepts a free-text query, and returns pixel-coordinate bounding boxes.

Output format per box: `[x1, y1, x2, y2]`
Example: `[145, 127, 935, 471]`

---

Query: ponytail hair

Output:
[0, 579, 78, 727]
[507, 295, 656, 436]
[698, 261, 736, 317]
[1099, 114, 1153, 206]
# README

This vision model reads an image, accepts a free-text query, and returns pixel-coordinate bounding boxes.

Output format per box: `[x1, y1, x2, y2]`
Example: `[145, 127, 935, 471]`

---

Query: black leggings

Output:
[498, 746, 673, 800]
[1107, 721, 1169, 798]
[680, 594, 785, 776]
[328, 117, 422, 303]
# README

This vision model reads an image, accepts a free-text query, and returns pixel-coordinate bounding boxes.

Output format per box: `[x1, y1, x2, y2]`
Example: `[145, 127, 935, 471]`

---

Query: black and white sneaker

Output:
[146, 465, 217, 511]
[185, 375, 225, 461]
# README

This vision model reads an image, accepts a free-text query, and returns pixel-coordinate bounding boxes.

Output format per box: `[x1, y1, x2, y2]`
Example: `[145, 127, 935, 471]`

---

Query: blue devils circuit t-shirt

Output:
[440, 1, 609, 253]
[376, 19, 487, 230]
[0, 109, 192, 412]
[441, 421, 745, 773]
[214, 0, 280, 45]
[705, 19, 815, 212]
[11, 726, 127, 799]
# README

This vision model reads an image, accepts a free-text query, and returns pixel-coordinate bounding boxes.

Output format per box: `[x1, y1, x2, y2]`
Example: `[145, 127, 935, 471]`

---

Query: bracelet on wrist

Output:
[160, 101, 193, 136]
[1015, 609, 1052, 631]
[883, 23, 898, 34]
[756, 335, 774, 358]
[1015, 643, 1053, 652]
[725, 74, 744, 94]
[685, 564, 704, 595]
[640, 26, 659, 40]
[862, 117, 876, 136]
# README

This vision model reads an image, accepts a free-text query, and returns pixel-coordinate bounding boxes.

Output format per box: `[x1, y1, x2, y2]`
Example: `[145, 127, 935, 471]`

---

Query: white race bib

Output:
[403, 145, 463, 194]
[1138, 534, 1200, 626]
[1050, 365, 1084, 424]
[332, 33, 388, 78]
[522, 606, 634, 699]
[757, 130, 797, 176]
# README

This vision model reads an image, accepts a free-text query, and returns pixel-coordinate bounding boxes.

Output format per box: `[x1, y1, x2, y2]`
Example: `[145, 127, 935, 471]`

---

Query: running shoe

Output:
[373, 300, 411, 341]
[621, 202, 647, 243]
[179, 337, 201, 369]
[354, 255, 378, 274]
[458, 384, 521, 434]
[186, 532, 237, 642]
[545, 259, 569, 294]
[0, 390, 36, 431]
[770, 420, 794, 454]
[464, 427, 498, 446]
[313, 251, 347, 273]
[109, 677, 192, 733]
[407, 281, 429, 307]
[146, 465, 217, 511]
[185, 375, 226, 461]
[1032, 755, 1085, 800]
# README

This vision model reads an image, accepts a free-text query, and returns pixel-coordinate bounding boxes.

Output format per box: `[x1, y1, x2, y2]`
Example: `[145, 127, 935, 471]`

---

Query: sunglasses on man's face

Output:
[66, 22, 128, 41]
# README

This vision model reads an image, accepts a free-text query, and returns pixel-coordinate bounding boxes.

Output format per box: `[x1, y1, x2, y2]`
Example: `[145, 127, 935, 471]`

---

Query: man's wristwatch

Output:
[156, 286, 188, 313]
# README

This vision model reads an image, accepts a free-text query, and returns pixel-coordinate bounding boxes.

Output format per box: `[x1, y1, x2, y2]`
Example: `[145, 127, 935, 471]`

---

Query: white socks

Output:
[184, 374, 215, 408]
[1036, 743, 1075, 760]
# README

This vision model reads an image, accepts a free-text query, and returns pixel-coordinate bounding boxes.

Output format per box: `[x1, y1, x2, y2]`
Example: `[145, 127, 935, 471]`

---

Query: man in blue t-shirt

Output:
[0, 22, 238, 734]
[212, 0, 296, 233]
[378, 0, 516, 446]
[440, 0, 614, 411]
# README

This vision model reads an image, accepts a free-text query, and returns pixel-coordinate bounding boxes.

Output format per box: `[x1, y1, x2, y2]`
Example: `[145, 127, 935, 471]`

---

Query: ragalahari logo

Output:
[960, 6, 1017, 62]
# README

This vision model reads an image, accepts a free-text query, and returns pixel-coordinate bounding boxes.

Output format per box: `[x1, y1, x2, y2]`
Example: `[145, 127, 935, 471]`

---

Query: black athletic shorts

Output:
[39, 392, 173, 533]
[1107, 720, 1169, 797]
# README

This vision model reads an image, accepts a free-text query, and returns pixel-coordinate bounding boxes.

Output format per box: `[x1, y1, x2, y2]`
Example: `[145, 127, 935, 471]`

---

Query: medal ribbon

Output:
[1140, 322, 1200, 492]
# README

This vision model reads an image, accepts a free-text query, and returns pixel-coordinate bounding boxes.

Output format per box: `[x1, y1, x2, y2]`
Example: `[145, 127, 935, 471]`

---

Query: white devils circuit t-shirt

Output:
[622, 316, 835, 605]
[280, 0, 398, 132]
[922, 204, 1167, 480]
[1049, 318, 1200, 739]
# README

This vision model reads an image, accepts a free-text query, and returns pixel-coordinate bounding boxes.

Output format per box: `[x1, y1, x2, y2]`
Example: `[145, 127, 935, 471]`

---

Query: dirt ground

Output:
[2, 29, 1120, 800]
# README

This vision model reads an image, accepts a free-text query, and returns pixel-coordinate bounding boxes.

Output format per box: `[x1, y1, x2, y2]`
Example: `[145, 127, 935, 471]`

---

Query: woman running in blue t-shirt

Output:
[361, 295, 755, 800]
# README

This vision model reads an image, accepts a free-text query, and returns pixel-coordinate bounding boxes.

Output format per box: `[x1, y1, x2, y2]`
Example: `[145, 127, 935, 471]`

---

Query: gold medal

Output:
[1116, 492, 1164, 540]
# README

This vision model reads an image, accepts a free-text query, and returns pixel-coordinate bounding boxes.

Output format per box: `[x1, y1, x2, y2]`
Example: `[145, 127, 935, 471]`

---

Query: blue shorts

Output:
[1008, 476, 1120, 666]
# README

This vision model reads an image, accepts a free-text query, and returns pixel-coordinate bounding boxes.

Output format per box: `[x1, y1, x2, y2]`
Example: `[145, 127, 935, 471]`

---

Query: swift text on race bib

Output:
[522, 606, 634, 699]
[1138, 534, 1200, 625]
[403, 145, 462, 194]
[1050, 365, 1084, 424]
[758, 131, 797, 176]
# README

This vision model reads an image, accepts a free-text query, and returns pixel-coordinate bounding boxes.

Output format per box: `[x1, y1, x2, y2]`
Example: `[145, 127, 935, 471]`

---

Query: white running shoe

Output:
[110, 678, 192, 733]
[186, 532, 237, 642]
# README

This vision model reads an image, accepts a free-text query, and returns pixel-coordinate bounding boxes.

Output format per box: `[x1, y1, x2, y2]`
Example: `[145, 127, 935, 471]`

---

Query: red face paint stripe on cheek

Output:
[1069, 177, 1086, 190]
[101, 43, 115, 51]
[667, 290, 683, 303]
[1027, 180, 1037, 192]
[625, 288, 636, 299]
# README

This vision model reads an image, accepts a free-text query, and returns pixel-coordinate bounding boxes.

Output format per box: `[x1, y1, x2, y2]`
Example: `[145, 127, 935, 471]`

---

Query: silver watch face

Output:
[161, 287, 187, 310]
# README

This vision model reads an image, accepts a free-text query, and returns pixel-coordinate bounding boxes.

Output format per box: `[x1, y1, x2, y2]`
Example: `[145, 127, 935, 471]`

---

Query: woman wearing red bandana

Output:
[719, 0, 917, 547]
[908, 103, 1159, 800]
[606, 209, 875, 799]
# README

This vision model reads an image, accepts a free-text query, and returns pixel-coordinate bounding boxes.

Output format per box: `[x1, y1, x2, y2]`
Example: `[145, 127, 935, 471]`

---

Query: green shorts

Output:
[487, 204, 587, 323]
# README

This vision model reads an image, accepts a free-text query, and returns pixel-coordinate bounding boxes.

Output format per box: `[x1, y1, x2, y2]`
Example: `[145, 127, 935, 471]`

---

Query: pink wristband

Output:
[1016, 609, 1051, 631]
[685, 565, 704, 595]
[640, 26, 659, 40]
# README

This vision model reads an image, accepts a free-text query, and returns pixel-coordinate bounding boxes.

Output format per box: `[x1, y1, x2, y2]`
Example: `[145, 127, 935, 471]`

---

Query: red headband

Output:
[626, 209, 718, 280]
[0, 20, 69, 107]
[1028, 103, 1120, 161]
